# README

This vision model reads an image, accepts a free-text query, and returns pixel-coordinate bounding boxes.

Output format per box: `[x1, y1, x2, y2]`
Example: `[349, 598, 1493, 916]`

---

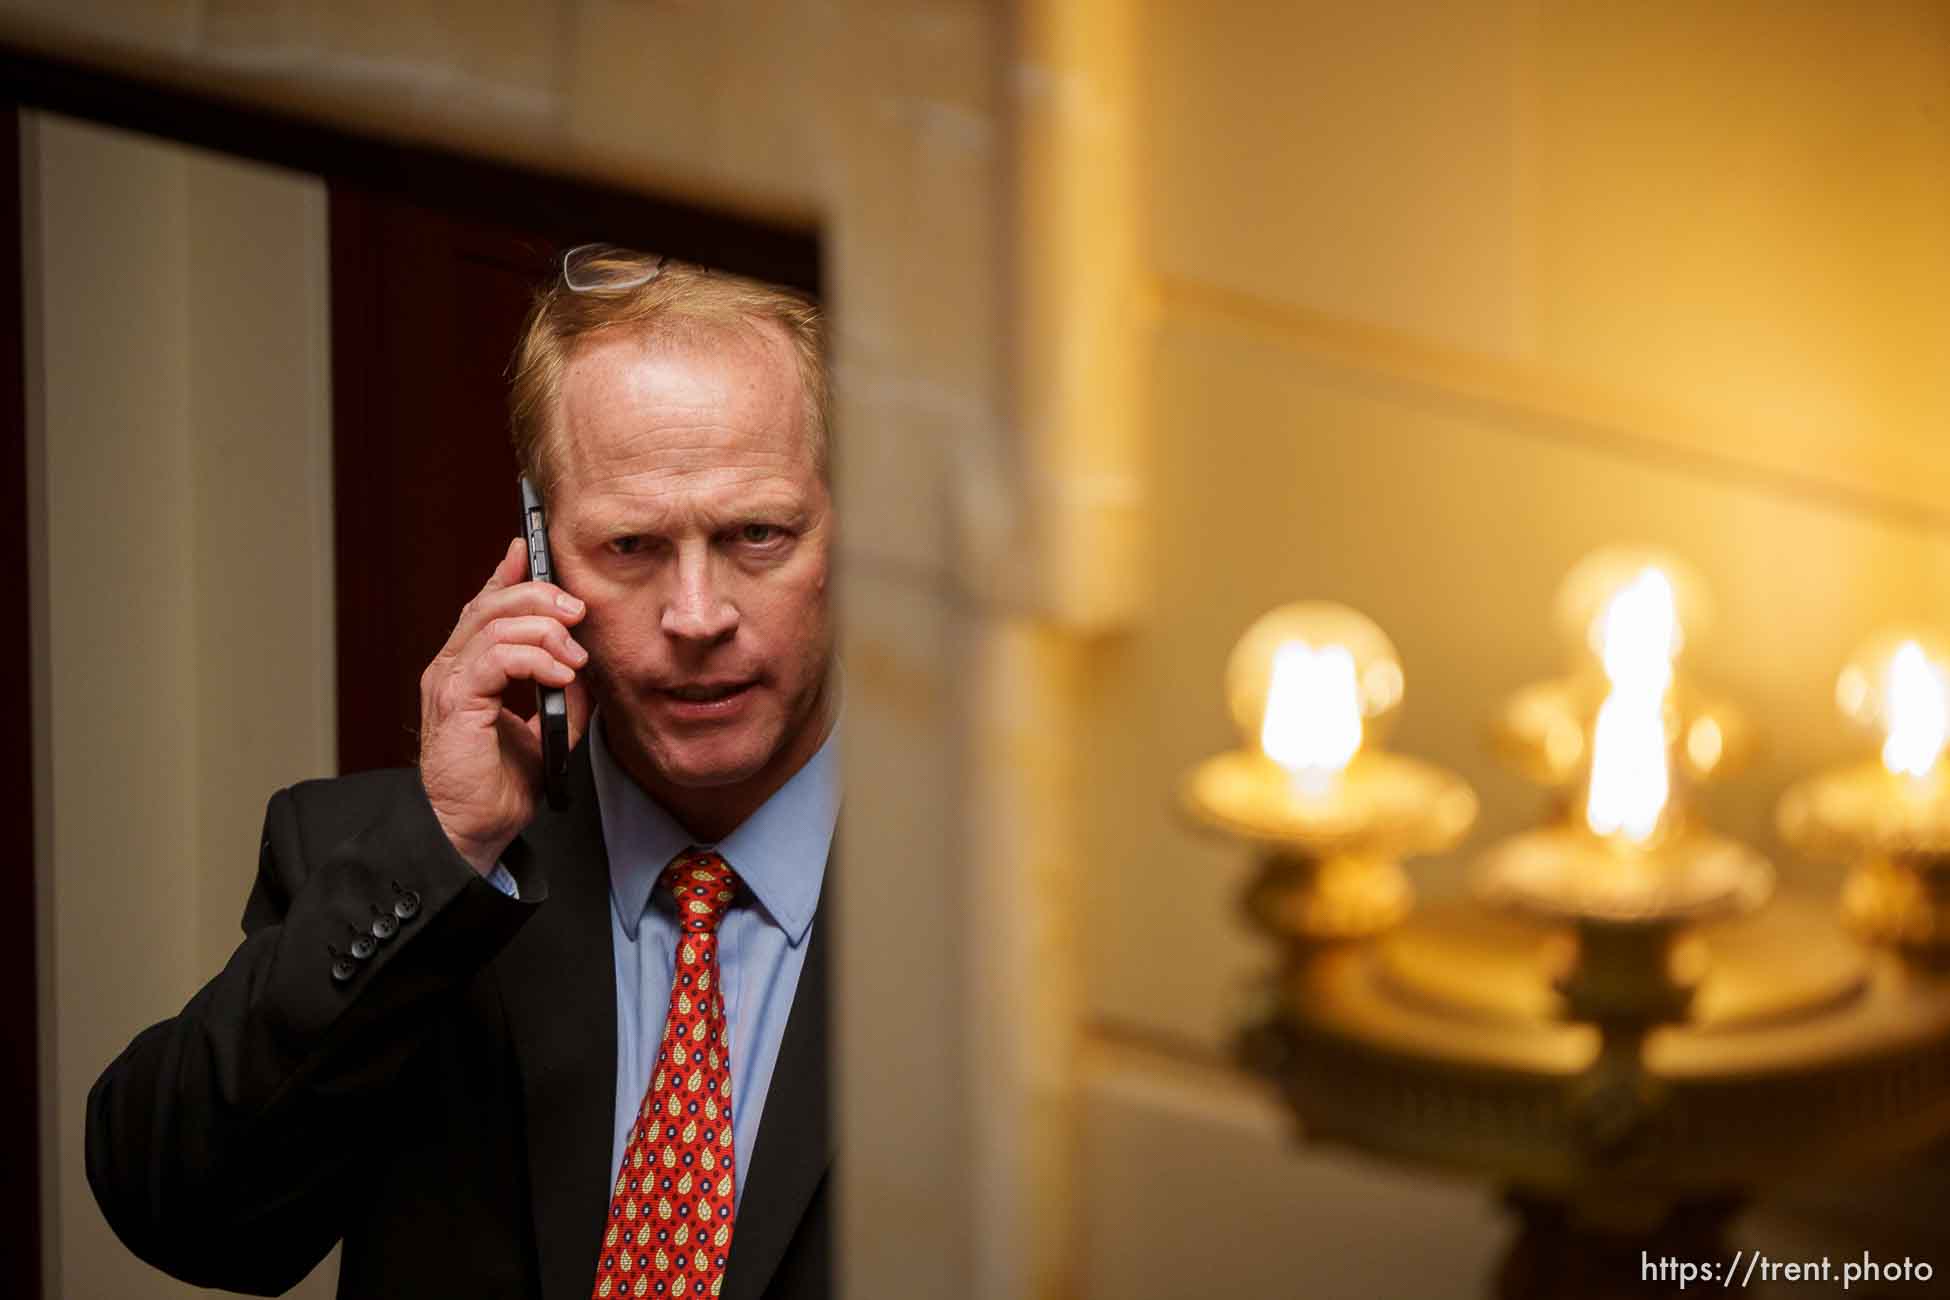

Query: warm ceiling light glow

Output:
[1881, 640, 1947, 778]
[1261, 640, 1363, 795]
[1586, 568, 1676, 842]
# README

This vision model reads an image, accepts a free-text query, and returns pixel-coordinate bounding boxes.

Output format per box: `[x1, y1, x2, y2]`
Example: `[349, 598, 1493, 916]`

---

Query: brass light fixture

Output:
[1475, 550, 1772, 1146]
[1187, 554, 1950, 1299]
[1181, 601, 1477, 947]
[1780, 628, 1950, 961]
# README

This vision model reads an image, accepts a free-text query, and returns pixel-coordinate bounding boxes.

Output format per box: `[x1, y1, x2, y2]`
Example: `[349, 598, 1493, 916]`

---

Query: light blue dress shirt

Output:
[486, 710, 838, 1214]
[591, 711, 838, 1213]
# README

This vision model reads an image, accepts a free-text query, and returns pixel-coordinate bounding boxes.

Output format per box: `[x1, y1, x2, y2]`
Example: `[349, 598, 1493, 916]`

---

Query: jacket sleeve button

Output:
[330, 957, 358, 984]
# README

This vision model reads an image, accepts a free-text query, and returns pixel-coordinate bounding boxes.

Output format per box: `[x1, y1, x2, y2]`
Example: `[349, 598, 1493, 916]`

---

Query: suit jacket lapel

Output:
[496, 743, 619, 1300]
[724, 882, 832, 1300]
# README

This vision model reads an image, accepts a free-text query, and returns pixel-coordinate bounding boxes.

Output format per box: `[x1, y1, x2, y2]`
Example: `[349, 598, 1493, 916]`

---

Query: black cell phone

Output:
[520, 475, 573, 811]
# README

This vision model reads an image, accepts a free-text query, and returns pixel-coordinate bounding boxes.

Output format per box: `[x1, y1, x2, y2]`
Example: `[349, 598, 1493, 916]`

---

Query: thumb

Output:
[565, 677, 594, 752]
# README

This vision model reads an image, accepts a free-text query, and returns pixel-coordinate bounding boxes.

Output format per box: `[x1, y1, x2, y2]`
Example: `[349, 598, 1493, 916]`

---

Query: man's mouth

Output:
[662, 681, 755, 703]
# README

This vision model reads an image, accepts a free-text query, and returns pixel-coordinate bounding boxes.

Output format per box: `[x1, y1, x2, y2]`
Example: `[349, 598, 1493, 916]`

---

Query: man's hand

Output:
[419, 537, 592, 876]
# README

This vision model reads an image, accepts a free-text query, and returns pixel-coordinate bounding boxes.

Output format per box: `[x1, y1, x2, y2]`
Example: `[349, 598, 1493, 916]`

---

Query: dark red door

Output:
[329, 191, 557, 773]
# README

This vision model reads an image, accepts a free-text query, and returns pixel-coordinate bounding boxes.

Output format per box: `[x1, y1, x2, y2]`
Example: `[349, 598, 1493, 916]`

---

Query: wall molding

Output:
[1153, 272, 1950, 538]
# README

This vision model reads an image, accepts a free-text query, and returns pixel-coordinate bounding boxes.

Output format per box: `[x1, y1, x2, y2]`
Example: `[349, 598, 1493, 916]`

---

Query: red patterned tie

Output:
[591, 851, 741, 1300]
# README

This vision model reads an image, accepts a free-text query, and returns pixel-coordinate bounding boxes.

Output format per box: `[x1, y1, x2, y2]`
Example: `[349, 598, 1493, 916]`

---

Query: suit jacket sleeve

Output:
[85, 767, 550, 1296]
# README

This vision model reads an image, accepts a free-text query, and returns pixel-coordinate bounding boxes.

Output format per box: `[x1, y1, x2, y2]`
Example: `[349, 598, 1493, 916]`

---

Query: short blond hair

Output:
[508, 249, 827, 502]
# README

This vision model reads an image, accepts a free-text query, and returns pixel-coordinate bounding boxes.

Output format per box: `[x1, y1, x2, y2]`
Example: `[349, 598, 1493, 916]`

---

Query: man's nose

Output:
[662, 547, 738, 642]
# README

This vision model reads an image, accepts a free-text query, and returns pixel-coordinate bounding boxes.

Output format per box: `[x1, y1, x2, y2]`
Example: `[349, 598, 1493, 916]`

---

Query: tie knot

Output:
[660, 850, 741, 934]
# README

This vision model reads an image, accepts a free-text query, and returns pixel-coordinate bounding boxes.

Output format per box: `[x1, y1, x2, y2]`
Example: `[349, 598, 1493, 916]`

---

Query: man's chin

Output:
[641, 737, 775, 791]
[655, 760, 766, 790]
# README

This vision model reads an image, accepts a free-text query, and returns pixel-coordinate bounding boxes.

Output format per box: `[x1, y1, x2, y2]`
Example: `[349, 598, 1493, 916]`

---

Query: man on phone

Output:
[87, 250, 838, 1300]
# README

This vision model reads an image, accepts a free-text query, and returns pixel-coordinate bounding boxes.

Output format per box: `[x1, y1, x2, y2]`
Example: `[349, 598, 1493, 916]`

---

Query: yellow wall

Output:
[1075, 3, 1950, 1295]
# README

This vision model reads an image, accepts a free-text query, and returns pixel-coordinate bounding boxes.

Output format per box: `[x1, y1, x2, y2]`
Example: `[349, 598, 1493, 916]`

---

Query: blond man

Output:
[89, 251, 838, 1300]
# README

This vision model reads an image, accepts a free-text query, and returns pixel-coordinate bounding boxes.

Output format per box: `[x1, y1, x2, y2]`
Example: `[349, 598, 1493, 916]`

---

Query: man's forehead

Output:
[570, 472, 811, 534]
[562, 318, 799, 404]
[554, 323, 813, 473]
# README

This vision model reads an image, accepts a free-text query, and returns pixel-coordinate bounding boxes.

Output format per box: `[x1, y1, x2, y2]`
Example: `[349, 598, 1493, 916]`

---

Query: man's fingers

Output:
[484, 536, 527, 591]
[440, 546, 585, 660]
[475, 614, 588, 670]
[461, 641, 578, 701]
[439, 538, 528, 658]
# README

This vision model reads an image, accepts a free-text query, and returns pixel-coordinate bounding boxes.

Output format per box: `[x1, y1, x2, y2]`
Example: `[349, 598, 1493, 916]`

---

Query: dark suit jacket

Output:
[86, 742, 831, 1299]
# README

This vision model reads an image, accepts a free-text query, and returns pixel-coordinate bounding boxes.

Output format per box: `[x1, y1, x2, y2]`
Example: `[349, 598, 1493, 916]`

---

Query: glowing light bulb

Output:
[1224, 601, 1404, 804]
[1597, 569, 1678, 694]
[1585, 568, 1677, 843]
[1881, 640, 1947, 778]
[1260, 641, 1363, 795]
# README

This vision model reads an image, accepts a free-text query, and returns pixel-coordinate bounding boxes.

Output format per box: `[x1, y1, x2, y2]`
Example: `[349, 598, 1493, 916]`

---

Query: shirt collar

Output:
[591, 710, 839, 947]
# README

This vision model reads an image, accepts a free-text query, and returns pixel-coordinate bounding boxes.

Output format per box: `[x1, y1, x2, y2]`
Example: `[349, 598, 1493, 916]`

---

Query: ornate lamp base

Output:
[1247, 897, 1950, 1297]
[1243, 851, 1413, 946]
[1841, 856, 1950, 962]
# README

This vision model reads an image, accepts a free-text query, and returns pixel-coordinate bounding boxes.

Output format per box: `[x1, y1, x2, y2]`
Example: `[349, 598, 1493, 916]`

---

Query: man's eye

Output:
[738, 524, 782, 545]
[610, 536, 643, 556]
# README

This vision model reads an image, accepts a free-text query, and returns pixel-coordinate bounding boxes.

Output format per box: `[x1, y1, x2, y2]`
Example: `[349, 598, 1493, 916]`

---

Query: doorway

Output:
[6, 48, 819, 1298]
